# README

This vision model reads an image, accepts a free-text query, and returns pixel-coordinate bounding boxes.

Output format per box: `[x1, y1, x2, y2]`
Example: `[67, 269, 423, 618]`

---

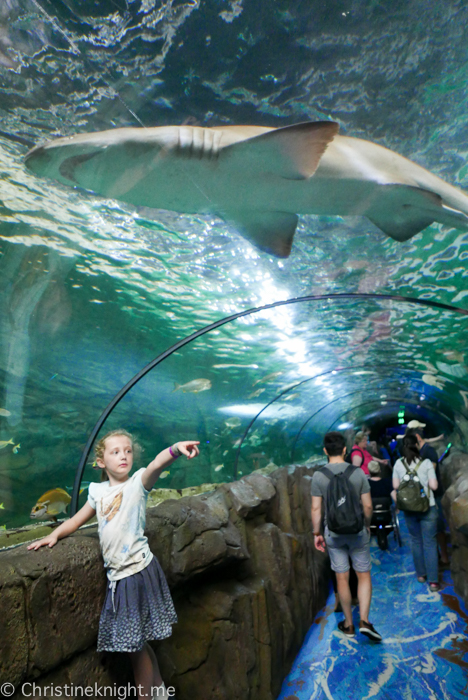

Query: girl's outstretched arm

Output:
[142, 440, 200, 491]
[27, 502, 96, 551]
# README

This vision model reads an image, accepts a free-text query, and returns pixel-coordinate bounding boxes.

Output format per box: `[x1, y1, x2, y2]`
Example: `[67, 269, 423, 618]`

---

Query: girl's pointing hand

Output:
[174, 440, 200, 459]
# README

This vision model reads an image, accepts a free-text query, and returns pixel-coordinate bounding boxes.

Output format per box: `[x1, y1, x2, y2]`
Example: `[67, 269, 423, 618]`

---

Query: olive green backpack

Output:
[396, 458, 430, 513]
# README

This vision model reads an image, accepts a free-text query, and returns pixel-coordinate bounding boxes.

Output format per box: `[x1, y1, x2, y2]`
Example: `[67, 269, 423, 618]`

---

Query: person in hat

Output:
[405, 421, 444, 444]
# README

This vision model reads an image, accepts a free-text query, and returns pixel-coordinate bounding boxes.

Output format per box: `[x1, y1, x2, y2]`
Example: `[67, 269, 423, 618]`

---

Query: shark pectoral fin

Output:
[223, 211, 299, 257]
[366, 185, 446, 241]
[222, 121, 339, 179]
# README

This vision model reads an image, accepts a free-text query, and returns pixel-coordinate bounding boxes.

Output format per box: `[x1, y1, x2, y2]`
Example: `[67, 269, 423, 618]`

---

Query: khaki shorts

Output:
[324, 526, 371, 573]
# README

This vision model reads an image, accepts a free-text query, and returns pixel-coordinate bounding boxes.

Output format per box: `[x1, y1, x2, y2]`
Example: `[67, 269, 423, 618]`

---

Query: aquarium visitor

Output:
[28, 429, 200, 699]
[351, 431, 389, 476]
[311, 431, 382, 642]
[393, 433, 439, 591]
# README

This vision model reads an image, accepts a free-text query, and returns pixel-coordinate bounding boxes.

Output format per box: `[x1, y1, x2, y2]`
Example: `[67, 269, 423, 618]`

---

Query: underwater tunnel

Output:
[1, 1, 468, 699]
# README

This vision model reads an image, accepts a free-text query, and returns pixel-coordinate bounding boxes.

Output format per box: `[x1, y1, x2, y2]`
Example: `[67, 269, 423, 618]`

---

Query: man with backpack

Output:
[311, 431, 382, 641]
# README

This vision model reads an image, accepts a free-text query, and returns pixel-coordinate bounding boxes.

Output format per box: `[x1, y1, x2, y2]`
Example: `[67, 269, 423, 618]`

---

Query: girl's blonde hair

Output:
[94, 429, 142, 482]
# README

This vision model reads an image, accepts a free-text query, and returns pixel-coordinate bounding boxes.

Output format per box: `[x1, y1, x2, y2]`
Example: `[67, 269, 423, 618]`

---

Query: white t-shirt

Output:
[88, 468, 153, 581]
[393, 458, 436, 507]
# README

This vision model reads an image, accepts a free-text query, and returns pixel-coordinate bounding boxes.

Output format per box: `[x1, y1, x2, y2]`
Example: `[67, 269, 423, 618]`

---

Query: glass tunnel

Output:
[1, 0, 468, 530]
[2, 3, 468, 699]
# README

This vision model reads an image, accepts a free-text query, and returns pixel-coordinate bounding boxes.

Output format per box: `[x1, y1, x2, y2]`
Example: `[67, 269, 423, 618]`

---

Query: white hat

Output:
[407, 420, 426, 429]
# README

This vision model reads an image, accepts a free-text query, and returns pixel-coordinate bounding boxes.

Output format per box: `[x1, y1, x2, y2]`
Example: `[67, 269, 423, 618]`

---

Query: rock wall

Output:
[0, 465, 330, 700]
[441, 450, 468, 606]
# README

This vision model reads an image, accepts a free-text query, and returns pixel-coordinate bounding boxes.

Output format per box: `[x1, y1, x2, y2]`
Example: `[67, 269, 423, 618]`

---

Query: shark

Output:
[25, 120, 468, 258]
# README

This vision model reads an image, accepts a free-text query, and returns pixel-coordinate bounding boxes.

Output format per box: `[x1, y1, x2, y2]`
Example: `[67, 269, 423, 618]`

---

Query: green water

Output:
[1, 0, 468, 528]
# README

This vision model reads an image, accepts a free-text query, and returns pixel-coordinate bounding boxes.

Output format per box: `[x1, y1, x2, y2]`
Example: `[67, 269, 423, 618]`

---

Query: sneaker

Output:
[359, 620, 382, 642]
[338, 620, 355, 637]
[429, 582, 440, 592]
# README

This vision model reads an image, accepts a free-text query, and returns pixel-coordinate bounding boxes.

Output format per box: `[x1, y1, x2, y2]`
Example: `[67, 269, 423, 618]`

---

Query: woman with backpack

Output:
[392, 434, 439, 591]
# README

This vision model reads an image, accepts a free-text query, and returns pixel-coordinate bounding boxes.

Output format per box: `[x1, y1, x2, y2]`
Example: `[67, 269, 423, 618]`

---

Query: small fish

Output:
[173, 378, 212, 393]
[30, 488, 71, 521]
[214, 464, 224, 472]
[283, 393, 300, 401]
[12, 443, 20, 454]
[0, 525, 6, 530]
[438, 349, 464, 363]
[252, 371, 283, 387]
[0, 438, 14, 451]
[159, 471, 170, 479]
[460, 390, 468, 409]
[222, 449, 228, 456]
[248, 387, 265, 399]
[0, 503, 4, 509]
[422, 373, 445, 389]
[224, 417, 241, 429]
[0, 408, 11, 417]
[416, 360, 438, 374]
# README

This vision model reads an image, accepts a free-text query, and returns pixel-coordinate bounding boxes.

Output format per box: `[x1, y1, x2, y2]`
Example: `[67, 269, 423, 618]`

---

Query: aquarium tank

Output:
[1, 0, 468, 530]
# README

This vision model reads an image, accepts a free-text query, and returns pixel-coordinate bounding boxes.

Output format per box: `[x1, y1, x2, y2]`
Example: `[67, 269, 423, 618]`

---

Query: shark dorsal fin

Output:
[222, 121, 339, 180]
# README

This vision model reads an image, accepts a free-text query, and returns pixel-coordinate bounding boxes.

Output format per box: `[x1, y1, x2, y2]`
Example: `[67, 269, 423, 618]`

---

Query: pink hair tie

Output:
[169, 445, 181, 459]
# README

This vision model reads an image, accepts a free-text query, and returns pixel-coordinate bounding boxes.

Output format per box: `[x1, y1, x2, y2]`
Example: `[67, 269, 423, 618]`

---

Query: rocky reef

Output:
[441, 450, 468, 605]
[0, 465, 329, 699]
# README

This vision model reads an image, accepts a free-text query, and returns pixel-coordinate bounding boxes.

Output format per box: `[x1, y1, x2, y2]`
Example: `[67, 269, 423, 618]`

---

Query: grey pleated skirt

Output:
[97, 556, 177, 652]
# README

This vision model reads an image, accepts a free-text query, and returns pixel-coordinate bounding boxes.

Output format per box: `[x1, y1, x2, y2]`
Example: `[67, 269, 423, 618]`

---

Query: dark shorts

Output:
[98, 556, 177, 653]
[324, 526, 371, 573]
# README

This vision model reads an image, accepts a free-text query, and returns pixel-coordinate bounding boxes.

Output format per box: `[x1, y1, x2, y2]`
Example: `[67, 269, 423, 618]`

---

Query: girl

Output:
[28, 429, 200, 699]
[392, 433, 439, 591]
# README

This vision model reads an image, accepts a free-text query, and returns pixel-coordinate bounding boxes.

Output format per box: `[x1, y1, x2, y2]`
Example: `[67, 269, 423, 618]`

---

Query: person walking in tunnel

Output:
[28, 429, 200, 700]
[311, 431, 382, 641]
[404, 421, 449, 566]
[351, 431, 389, 477]
[393, 433, 440, 591]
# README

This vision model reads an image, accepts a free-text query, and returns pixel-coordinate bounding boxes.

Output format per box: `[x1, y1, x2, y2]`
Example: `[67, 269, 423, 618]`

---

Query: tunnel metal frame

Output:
[289, 373, 460, 461]
[71, 292, 468, 515]
[325, 398, 463, 441]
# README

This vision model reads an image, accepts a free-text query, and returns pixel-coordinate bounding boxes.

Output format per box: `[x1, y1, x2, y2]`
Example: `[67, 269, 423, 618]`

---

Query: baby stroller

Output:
[370, 496, 402, 550]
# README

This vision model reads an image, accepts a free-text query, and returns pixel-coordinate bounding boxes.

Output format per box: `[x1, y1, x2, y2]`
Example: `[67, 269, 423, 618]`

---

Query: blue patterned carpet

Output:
[278, 521, 468, 700]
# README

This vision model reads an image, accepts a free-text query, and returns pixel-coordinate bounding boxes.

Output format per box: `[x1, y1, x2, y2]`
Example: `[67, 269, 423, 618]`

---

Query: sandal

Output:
[429, 582, 440, 592]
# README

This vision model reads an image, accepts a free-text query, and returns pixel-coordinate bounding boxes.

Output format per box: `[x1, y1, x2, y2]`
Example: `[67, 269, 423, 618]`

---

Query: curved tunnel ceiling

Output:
[1, 1, 468, 527]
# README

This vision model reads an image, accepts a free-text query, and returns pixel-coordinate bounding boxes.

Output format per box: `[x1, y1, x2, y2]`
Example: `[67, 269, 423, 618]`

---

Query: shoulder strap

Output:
[344, 464, 357, 479]
[413, 458, 424, 473]
[402, 457, 423, 474]
[351, 446, 364, 458]
[320, 466, 334, 481]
